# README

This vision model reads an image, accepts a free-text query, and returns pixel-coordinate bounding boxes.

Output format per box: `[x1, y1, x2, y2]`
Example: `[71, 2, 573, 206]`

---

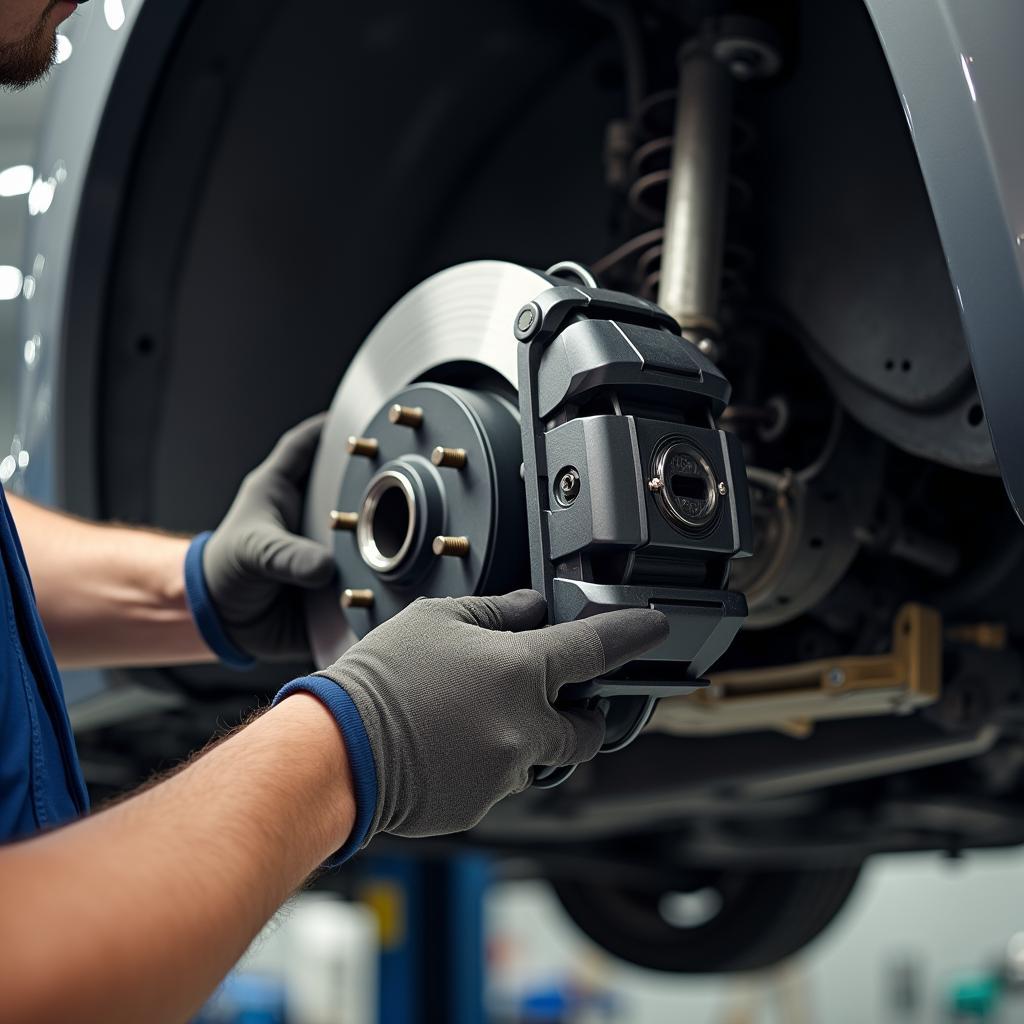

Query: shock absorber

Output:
[658, 17, 781, 342]
[595, 14, 781, 348]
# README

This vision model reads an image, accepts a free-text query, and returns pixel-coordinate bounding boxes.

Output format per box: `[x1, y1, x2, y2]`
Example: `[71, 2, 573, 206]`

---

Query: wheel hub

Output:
[331, 382, 525, 636]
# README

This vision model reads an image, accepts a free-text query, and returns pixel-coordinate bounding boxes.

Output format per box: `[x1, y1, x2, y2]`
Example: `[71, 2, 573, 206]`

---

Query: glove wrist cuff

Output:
[272, 677, 379, 866]
[184, 532, 256, 671]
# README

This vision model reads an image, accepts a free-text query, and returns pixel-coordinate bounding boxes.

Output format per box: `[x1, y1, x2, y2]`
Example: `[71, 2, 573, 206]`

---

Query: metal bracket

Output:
[648, 603, 943, 738]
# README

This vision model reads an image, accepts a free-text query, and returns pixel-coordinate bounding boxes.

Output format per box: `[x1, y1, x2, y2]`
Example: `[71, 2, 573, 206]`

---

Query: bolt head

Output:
[718, 480, 729, 497]
[557, 468, 581, 504]
[697, 337, 718, 359]
[648, 477, 664, 493]
[514, 302, 541, 342]
[826, 668, 846, 687]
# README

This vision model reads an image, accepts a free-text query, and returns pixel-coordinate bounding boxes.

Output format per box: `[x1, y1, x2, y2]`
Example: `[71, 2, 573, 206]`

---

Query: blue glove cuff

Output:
[272, 677, 379, 866]
[184, 532, 256, 671]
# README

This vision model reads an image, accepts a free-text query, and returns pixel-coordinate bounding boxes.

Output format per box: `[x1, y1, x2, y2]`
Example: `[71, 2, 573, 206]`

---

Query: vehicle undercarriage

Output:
[28, 0, 1024, 973]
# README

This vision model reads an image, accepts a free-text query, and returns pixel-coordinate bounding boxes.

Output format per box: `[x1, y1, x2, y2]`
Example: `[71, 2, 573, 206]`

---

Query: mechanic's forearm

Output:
[8, 494, 213, 668]
[0, 693, 355, 1024]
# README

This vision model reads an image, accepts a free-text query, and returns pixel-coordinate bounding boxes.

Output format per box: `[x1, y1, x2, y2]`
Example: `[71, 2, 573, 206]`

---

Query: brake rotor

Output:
[304, 261, 556, 665]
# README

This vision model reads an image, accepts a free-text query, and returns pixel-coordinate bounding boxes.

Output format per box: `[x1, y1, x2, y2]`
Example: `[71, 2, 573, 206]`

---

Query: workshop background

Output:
[4, 7, 1024, 1024]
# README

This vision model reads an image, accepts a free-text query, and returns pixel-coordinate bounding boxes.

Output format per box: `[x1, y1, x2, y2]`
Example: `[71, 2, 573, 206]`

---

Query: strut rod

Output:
[657, 18, 781, 336]
[657, 40, 733, 335]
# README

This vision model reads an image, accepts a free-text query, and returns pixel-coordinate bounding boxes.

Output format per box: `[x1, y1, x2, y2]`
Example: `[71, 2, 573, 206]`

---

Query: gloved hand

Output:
[184, 415, 335, 666]
[274, 590, 669, 853]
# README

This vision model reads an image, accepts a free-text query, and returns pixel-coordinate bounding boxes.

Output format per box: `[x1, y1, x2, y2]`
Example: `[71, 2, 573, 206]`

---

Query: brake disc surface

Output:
[304, 260, 554, 665]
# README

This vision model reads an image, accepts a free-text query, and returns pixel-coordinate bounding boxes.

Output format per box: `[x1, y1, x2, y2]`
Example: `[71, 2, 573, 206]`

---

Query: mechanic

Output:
[0, 3, 669, 1021]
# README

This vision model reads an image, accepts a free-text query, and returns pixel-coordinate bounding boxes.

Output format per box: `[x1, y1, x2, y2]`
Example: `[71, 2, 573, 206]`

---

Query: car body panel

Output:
[865, 0, 1024, 520]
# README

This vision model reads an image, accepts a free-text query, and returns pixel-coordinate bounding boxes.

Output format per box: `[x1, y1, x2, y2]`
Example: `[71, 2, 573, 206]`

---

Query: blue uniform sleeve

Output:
[183, 532, 256, 671]
[272, 677, 378, 866]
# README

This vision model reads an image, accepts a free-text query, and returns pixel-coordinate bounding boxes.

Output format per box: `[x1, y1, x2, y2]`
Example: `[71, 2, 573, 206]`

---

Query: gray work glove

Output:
[200, 415, 335, 662]
[315, 590, 669, 839]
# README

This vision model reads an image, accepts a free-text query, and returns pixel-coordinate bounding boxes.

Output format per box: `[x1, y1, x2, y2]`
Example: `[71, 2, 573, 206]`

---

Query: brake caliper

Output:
[514, 278, 753, 785]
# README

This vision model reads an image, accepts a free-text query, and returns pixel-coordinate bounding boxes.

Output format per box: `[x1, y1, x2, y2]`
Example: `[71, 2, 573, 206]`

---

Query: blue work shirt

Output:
[0, 485, 88, 840]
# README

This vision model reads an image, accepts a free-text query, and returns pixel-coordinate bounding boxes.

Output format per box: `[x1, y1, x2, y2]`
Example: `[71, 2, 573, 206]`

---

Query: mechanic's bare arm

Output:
[0, 693, 355, 1024]
[8, 493, 214, 669]
[10, 416, 337, 671]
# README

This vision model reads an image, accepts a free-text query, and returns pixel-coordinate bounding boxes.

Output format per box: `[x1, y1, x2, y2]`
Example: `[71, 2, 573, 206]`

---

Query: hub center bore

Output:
[357, 470, 417, 573]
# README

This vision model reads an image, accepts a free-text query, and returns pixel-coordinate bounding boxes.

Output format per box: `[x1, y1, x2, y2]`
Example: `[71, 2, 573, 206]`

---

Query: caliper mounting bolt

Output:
[514, 301, 541, 342]
[347, 436, 379, 458]
[329, 510, 359, 531]
[431, 446, 467, 469]
[433, 535, 470, 558]
[341, 588, 375, 609]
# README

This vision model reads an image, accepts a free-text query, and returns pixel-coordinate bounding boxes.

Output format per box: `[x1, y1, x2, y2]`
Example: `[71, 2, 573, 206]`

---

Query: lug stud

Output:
[431, 446, 467, 469]
[329, 510, 359, 531]
[341, 588, 375, 609]
[433, 536, 470, 558]
[347, 436, 379, 458]
[388, 404, 424, 428]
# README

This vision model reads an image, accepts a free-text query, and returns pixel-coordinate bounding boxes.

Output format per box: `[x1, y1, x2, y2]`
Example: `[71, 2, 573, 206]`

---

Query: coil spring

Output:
[594, 90, 756, 308]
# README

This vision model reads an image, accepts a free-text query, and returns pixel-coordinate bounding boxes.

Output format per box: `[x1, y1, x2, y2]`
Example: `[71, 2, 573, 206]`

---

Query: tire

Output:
[550, 865, 862, 974]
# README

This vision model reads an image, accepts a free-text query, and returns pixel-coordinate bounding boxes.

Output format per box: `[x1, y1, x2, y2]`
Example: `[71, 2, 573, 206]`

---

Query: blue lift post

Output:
[359, 854, 491, 1024]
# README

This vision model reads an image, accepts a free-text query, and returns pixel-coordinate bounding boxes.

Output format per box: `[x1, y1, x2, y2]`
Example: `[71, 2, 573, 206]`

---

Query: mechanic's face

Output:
[0, 0, 77, 89]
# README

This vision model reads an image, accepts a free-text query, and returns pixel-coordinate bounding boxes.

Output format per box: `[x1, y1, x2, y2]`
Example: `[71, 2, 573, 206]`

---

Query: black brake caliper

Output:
[515, 280, 753, 786]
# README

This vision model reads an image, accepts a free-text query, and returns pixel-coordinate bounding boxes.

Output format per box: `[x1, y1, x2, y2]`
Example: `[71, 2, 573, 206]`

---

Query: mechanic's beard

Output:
[0, 1, 61, 90]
